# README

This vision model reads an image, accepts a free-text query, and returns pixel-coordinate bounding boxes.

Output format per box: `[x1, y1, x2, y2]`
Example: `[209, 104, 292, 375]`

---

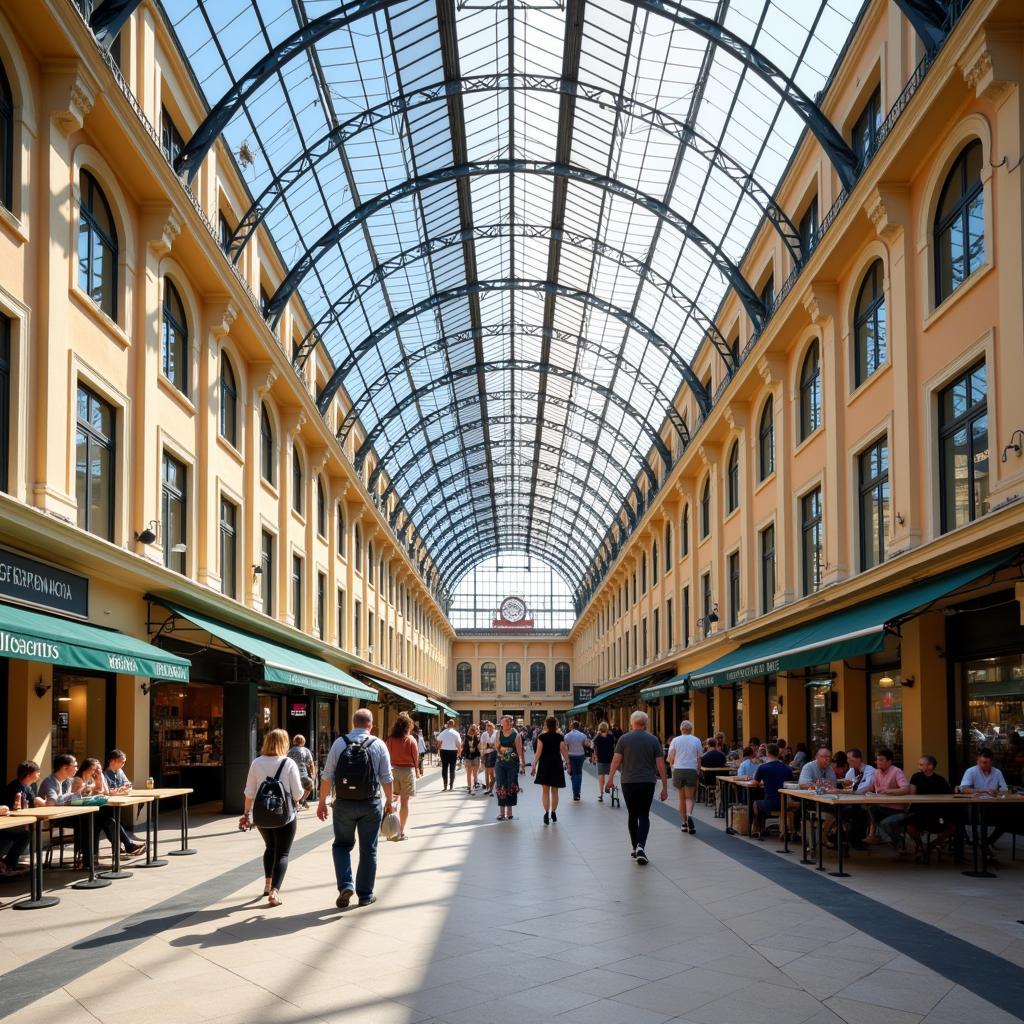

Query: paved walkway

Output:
[1, 766, 1021, 1024]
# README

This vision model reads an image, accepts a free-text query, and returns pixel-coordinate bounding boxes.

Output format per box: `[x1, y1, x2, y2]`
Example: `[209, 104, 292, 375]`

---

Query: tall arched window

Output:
[554, 662, 570, 692]
[337, 504, 346, 557]
[530, 662, 546, 692]
[316, 477, 326, 537]
[0, 59, 12, 211]
[935, 140, 984, 304]
[799, 340, 822, 440]
[854, 259, 886, 387]
[505, 661, 521, 692]
[161, 280, 188, 394]
[78, 170, 118, 319]
[292, 445, 304, 514]
[664, 521, 672, 571]
[758, 397, 774, 481]
[681, 505, 689, 556]
[726, 442, 740, 512]
[219, 354, 238, 447]
[456, 662, 472, 692]
[260, 404, 274, 484]
[354, 524, 363, 571]
[641, 552, 647, 593]
[700, 478, 711, 539]
[652, 541, 659, 586]
[480, 662, 496, 691]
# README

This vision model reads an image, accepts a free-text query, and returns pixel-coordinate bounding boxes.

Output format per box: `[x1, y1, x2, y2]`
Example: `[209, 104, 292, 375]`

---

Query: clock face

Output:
[500, 596, 526, 623]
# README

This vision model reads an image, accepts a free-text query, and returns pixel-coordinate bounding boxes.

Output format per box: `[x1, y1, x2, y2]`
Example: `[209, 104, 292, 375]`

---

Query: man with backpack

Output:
[317, 708, 394, 908]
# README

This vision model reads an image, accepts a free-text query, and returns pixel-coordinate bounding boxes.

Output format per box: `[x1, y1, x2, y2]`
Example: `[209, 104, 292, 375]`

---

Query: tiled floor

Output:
[1, 764, 1021, 1024]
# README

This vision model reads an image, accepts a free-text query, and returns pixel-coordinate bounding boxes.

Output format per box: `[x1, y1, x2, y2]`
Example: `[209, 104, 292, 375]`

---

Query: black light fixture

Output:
[1001, 429, 1024, 463]
[252, 563, 263, 576]
[135, 520, 159, 545]
[34, 678, 51, 700]
[697, 604, 719, 637]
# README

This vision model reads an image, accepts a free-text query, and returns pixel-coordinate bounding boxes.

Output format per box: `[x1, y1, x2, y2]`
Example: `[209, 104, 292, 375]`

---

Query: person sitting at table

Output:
[40, 753, 97, 872]
[959, 747, 1010, 861]
[863, 749, 910, 848]
[737, 747, 758, 779]
[904, 755, 956, 861]
[752, 744, 793, 840]
[701, 741, 727, 769]
[840, 749, 875, 848]
[798, 748, 836, 789]
[844, 749, 876, 792]
[73, 759, 145, 861]
[102, 750, 146, 853]
[790, 743, 809, 770]
[831, 751, 849, 779]
[747, 738, 763, 764]
[0, 760, 43, 877]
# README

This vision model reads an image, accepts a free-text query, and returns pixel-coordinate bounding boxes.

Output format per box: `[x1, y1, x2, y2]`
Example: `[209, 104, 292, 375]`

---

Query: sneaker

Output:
[630, 848, 637, 859]
[336, 888, 354, 909]
[543, 812, 550, 825]
[358, 895, 377, 907]
[688, 820, 696, 835]
[573, 795, 580, 801]
[635, 847, 648, 865]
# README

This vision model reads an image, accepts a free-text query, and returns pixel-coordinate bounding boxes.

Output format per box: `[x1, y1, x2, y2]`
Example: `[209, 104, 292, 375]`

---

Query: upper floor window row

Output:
[935, 140, 984, 305]
[78, 170, 117, 320]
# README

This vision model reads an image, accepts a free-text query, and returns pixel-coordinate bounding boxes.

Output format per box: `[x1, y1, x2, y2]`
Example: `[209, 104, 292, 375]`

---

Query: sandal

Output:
[268, 891, 282, 907]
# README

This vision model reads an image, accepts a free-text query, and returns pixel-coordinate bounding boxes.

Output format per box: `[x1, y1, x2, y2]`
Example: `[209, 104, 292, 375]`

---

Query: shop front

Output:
[362, 675, 441, 737]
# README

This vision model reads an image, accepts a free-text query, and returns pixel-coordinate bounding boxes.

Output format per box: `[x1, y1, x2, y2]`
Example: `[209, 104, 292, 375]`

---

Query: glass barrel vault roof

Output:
[163, 0, 861, 604]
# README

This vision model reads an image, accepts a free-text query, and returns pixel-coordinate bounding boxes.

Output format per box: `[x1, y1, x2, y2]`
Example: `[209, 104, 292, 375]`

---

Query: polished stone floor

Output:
[1, 764, 1021, 1024]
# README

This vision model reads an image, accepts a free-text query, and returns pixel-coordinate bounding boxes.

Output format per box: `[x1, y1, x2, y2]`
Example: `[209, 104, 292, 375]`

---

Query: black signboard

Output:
[0, 548, 88, 618]
[573, 685, 596, 706]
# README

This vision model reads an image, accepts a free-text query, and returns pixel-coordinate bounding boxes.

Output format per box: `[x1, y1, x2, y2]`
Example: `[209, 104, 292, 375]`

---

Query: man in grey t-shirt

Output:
[563, 721, 588, 801]
[606, 711, 668, 865]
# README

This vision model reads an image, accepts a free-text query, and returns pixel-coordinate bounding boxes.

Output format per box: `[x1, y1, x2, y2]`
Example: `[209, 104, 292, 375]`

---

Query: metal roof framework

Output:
[110, 0, 961, 610]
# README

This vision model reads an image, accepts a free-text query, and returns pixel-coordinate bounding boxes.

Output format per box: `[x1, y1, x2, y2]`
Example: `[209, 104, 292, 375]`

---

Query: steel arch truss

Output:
[270, 159, 765, 342]
[227, 75, 802, 264]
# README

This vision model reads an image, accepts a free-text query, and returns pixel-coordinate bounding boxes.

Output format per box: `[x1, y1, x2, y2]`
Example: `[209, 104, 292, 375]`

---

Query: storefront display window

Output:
[806, 681, 832, 753]
[259, 691, 285, 744]
[869, 668, 904, 767]
[767, 677, 779, 743]
[956, 654, 1024, 784]
[733, 685, 743, 747]
[51, 671, 110, 761]
[151, 682, 224, 778]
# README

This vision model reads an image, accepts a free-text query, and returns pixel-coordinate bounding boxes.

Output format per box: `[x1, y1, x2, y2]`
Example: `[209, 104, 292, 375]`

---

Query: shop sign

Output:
[573, 685, 596, 705]
[290, 701, 309, 717]
[0, 547, 88, 618]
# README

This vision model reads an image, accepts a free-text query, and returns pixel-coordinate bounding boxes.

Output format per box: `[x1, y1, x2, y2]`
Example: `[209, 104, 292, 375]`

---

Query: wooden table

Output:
[9, 805, 99, 909]
[781, 789, 1024, 878]
[699, 767, 732, 813]
[101, 795, 154, 880]
[134, 786, 196, 859]
[716, 776, 763, 836]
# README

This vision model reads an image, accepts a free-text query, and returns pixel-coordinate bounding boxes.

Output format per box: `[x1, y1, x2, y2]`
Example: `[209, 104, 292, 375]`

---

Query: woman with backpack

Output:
[241, 728, 306, 907]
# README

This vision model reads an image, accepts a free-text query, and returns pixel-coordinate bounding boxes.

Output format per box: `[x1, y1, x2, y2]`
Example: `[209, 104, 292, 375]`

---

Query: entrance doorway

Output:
[258, 692, 286, 744]
[52, 670, 112, 762]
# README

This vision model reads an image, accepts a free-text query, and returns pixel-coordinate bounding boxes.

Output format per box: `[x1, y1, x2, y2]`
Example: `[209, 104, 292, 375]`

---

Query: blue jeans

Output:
[331, 797, 382, 900]
[569, 755, 585, 798]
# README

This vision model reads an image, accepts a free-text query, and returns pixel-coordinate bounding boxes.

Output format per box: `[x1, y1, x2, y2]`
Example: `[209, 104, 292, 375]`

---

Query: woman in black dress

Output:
[531, 716, 569, 825]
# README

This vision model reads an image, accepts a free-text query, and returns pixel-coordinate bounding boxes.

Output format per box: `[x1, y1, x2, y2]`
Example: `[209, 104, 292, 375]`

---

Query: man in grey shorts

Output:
[667, 720, 703, 834]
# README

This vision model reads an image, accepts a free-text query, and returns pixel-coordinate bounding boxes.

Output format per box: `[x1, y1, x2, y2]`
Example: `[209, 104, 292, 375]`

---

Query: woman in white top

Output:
[242, 729, 306, 907]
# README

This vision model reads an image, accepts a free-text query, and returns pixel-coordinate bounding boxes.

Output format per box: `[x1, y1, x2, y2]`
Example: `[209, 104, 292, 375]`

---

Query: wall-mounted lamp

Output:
[140, 681, 151, 695]
[878, 673, 914, 688]
[34, 679, 51, 700]
[135, 520, 159, 545]
[252, 564, 263, 576]
[895, 512, 905, 526]
[1001, 429, 1024, 463]
[697, 604, 719, 637]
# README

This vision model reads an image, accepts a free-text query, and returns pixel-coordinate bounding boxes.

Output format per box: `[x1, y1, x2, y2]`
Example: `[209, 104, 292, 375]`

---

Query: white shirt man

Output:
[478, 726, 496, 754]
[667, 723, 704, 834]
[436, 721, 462, 791]
[437, 726, 462, 751]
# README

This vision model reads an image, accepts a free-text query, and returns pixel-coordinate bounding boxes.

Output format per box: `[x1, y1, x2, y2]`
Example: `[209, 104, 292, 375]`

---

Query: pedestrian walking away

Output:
[591, 722, 617, 803]
[606, 711, 668, 864]
[494, 715, 524, 820]
[241, 729, 306, 907]
[563, 720, 588, 801]
[385, 712, 422, 840]
[437, 719, 462, 791]
[531, 716, 569, 824]
[463, 724, 481, 793]
[479, 721, 497, 794]
[287, 734, 316, 809]
[318, 708, 394, 908]
[667, 720, 703, 834]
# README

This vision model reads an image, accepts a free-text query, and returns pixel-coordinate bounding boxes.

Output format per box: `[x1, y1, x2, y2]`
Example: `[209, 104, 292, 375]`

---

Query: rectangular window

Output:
[869, 666, 904, 768]
[337, 588, 346, 647]
[219, 497, 237, 599]
[368, 611, 374, 661]
[701, 572, 712, 636]
[632, 625, 637, 666]
[666, 598, 674, 650]
[161, 452, 186, 574]
[653, 608, 659, 658]
[218, 211, 232, 251]
[851, 87, 881, 171]
[0, 315, 9, 492]
[354, 600, 361, 657]
[801, 488, 823, 595]
[160, 106, 184, 165]
[859, 439, 889, 570]
[642, 618, 648, 663]
[260, 530, 274, 615]
[76, 383, 116, 541]
[728, 551, 740, 627]
[292, 554, 303, 630]
[760, 524, 776, 615]
[799, 197, 818, 254]
[316, 571, 326, 638]
[682, 586, 690, 648]
[939, 361, 988, 533]
[759, 273, 774, 310]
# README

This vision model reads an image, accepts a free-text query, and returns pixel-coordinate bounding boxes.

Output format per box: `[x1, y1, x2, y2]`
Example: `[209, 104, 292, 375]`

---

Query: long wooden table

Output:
[134, 786, 196, 859]
[780, 789, 1024, 878]
[9, 805, 98, 909]
[101, 795, 155, 879]
[716, 775, 763, 835]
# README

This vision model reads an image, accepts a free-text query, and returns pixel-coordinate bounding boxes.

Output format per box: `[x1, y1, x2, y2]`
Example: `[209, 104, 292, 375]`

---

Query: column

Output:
[899, 612, 949, 774]
[116, 675, 150, 784]
[742, 681, 767, 744]
[777, 674, 806, 751]
[711, 686, 732, 741]
[6, 662, 53, 779]
[829, 658, 868, 756]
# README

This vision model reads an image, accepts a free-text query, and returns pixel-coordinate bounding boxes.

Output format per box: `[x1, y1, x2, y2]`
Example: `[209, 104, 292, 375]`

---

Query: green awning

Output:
[640, 673, 687, 701]
[365, 676, 437, 715]
[687, 554, 1010, 691]
[157, 601, 376, 701]
[430, 698, 459, 719]
[572, 673, 663, 714]
[0, 601, 190, 681]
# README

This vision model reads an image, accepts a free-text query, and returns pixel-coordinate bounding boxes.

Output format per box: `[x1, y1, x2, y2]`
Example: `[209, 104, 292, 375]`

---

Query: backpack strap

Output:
[271, 758, 288, 781]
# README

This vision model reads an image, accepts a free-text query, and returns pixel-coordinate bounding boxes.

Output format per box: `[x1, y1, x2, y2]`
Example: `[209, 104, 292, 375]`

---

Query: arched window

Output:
[799, 340, 821, 440]
[854, 260, 886, 387]
[530, 662, 546, 692]
[505, 661, 521, 692]
[652, 541, 659, 586]
[935, 140, 984, 304]
[0, 59, 12, 211]
[316, 477, 326, 537]
[758, 397, 774, 481]
[726, 442, 740, 512]
[337, 504, 346, 557]
[480, 662, 496, 691]
[554, 662, 570, 692]
[219, 354, 238, 447]
[664, 521, 672, 571]
[78, 170, 117, 319]
[354, 525, 363, 571]
[260, 404, 274, 483]
[161, 280, 189, 394]
[681, 505, 689, 557]
[456, 662, 472, 692]
[292, 445, 303, 514]
[700, 478, 711, 539]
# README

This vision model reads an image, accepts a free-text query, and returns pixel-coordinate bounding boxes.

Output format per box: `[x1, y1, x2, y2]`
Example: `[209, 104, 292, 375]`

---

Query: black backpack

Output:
[252, 759, 294, 828]
[334, 735, 379, 801]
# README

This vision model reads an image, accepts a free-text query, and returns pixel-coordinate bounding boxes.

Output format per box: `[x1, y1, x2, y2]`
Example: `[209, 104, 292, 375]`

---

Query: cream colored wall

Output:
[449, 638, 575, 713]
